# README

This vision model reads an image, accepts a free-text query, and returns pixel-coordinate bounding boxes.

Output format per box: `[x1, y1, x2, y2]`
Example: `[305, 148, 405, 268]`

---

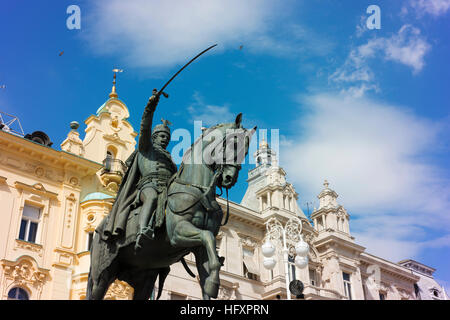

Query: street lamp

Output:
[262, 217, 309, 300]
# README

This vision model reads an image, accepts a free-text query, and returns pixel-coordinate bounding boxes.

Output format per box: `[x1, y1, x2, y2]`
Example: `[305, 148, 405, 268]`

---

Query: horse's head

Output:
[207, 113, 256, 189]
[181, 113, 256, 190]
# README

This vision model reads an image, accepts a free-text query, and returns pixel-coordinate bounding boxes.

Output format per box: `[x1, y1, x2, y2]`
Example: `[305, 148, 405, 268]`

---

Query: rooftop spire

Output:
[259, 136, 269, 149]
[109, 68, 123, 98]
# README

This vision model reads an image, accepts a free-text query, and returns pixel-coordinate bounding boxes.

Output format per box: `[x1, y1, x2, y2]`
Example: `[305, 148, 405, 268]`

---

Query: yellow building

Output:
[0, 83, 136, 300]
[1, 81, 447, 300]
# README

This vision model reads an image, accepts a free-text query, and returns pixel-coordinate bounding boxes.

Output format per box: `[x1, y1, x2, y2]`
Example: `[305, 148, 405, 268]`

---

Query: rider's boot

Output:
[135, 226, 155, 252]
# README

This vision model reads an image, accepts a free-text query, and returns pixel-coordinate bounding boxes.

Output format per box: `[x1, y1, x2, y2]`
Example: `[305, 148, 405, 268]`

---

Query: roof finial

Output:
[323, 179, 329, 189]
[259, 136, 269, 149]
[109, 68, 123, 98]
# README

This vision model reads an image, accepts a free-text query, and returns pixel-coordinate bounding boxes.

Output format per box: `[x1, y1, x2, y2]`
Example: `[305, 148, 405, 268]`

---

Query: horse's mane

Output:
[181, 123, 233, 164]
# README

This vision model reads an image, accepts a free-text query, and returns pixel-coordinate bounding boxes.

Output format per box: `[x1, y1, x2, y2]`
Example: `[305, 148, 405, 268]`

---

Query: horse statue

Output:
[86, 113, 256, 300]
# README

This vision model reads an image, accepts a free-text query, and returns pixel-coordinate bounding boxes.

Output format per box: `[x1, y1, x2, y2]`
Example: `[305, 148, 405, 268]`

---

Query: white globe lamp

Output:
[263, 257, 277, 270]
[262, 240, 276, 258]
[295, 255, 308, 269]
[295, 237, 309, 257]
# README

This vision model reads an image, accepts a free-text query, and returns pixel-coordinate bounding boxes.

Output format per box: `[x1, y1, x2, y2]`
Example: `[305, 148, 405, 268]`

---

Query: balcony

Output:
[100, 158, 127, 193]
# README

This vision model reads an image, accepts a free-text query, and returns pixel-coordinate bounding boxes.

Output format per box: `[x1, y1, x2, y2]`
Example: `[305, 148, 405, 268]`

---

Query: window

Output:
[343, 272, 352, 300]
[379, 292, 386, 300]
[243, 248, 259, 281]
[413, 283, 420, 299]
[19, 204, 41, 243]
[8, 287, 29, 300]
[261, 195, 268, 210]
[317, 216, 324, 231]
[106, 147, 116, 160]
[105, 150, 114, 171]
[309, 269, 317, 286]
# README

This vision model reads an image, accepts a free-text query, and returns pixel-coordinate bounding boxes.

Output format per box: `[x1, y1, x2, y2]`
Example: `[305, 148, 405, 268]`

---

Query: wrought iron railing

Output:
[101, 158, 127, 176]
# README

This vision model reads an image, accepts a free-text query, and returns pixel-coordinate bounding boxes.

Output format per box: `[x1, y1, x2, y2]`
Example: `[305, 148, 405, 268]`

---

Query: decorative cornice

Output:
[14, 239, 44, 257]
[238, 234, 260, 249]
[0, 130, 102, 174]
[103, 132, 128, 146]
[314, 234, 366, 253]
[104, 280, 133, 300]
[14, 181, 59, 199]
[360, 253, 420, 282]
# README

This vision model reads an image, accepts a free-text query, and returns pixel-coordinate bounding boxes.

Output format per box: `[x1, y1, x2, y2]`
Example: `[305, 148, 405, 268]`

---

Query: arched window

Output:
[106, 145, 117, 160]
[105, 147, 117, 172]
[8, 287, 29, 300]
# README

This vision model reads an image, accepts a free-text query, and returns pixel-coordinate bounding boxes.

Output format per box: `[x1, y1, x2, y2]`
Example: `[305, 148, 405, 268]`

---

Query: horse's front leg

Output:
[168, 219, 221, 298]
[193, 247, 212, 300]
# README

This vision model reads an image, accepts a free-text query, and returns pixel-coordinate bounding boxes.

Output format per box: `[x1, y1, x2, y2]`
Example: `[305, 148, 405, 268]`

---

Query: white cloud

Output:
[280, 92, 450, 259]
[83, 0, 288, 68]
[382, 25, 431, 73]
[354, 234, 422, 262]
[83, 0, 336, 69]
[187, 92, 234, 126]
[330, 25, 431, 96]
[409, 0, 450, 16]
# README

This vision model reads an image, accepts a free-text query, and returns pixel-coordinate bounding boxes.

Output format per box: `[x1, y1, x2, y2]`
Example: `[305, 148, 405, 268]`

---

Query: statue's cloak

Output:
[97, 149, 140, 243]
[90, 150, 141, 284]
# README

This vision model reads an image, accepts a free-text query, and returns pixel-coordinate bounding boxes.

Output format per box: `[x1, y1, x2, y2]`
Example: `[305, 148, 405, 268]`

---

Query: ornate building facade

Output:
[0, 83, 447, 300]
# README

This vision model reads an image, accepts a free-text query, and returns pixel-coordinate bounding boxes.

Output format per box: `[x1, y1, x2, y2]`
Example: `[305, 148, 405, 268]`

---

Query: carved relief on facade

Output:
[238, 234, 259, 249]
[397, 287, 413, 300]
[103, 133, 127, 146]
[336, 207, 349, 219]
[110, 116, 121, 131]
[14, 240, 44, 257]
[83, 210, 98, 232]
[35, 166, 45, 178]
[320, 254, 340, 289]
[217, 280, 239, 300]
[61, 193, 77, 249]
[69, 177, 79, 187]
[104, 280, 133, 300]
[217, 286, 238, 300]
[1, 256, 49, 299]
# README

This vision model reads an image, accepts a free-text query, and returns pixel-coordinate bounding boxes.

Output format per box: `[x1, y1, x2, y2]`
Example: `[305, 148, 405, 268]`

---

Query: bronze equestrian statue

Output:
[86, 91, 256, 299]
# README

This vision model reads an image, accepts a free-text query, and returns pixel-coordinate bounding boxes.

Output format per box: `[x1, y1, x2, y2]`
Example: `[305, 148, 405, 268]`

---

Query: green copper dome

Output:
[81, 192, 114, 203]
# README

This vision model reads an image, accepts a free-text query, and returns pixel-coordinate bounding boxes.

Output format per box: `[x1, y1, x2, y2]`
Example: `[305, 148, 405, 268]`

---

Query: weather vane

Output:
[109, 68, 123, 98]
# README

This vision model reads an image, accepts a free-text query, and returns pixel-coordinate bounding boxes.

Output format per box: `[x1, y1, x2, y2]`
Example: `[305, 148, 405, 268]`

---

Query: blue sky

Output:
[1, 1, 449, 291]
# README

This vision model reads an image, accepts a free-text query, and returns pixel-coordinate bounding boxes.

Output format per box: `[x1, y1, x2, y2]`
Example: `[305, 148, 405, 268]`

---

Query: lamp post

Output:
[262, 217, 309, 300]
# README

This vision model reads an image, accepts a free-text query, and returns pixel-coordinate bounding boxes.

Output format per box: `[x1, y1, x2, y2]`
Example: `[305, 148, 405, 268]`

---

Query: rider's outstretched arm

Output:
[138, 94, 160, 153]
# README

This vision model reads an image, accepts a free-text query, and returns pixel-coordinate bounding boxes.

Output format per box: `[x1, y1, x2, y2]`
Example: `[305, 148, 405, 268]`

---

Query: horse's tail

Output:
[156, 267, 171, 300]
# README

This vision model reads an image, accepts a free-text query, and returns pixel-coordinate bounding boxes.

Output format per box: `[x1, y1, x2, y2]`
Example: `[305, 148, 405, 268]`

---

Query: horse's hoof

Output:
[204, 278, 219, 299]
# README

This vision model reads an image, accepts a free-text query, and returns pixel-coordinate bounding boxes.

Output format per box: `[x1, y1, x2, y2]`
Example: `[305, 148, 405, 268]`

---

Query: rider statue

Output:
[100, 90, 177, 252]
